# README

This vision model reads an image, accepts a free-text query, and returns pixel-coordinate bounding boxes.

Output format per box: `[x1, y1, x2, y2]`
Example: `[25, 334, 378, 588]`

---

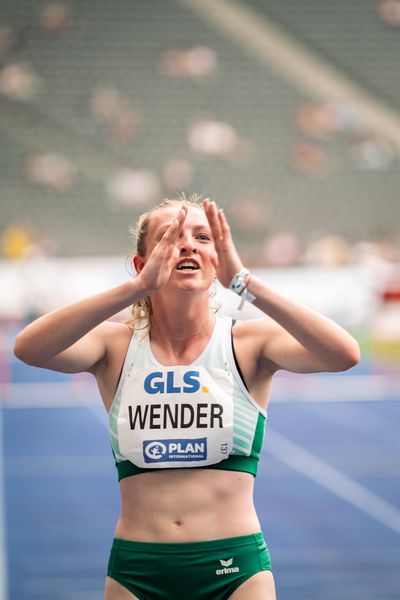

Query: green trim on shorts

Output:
[107, 531, 272, 600]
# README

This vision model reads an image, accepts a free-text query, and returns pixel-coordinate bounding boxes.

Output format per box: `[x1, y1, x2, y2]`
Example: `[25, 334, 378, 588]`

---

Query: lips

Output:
[175, 258, 200, 271]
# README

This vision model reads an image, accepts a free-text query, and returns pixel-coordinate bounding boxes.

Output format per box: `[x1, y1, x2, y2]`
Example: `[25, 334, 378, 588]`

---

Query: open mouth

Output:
[176, 260, 200, 271]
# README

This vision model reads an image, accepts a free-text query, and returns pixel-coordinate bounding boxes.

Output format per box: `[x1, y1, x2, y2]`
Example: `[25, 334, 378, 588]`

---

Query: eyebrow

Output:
[155, 223, 212, 236]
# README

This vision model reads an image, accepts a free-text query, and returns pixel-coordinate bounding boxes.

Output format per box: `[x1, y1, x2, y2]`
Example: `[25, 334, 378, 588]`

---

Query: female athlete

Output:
[14, 196, 360, 599]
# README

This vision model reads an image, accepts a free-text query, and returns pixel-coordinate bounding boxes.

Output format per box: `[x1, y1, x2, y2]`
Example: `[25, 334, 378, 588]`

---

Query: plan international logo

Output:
[143, 438, 207, 463]
[216, 558, 240, 576]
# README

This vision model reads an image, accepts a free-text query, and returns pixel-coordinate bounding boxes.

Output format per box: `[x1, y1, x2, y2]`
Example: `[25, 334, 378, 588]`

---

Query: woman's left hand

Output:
[203, 198, 244, 288]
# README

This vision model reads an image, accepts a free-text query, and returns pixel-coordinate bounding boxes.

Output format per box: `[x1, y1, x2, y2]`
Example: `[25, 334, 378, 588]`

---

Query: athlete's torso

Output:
[109, 317, 267, 478]
[95, 317, 272, 542]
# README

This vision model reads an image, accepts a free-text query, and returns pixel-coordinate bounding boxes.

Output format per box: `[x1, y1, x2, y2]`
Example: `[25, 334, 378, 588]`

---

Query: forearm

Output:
[202, 199, 359, 371]
[247, 274, 360, 370]
[14, 278, 147, 363]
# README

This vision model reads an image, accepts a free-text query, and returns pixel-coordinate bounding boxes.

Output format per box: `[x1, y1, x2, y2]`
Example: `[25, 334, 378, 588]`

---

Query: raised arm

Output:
[203, 199, 360, 374]
[14, 205, 189, 374]
[13, 281, 147, 374]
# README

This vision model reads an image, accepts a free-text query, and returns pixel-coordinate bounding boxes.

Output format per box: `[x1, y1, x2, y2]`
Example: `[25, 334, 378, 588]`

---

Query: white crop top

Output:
[108, 316, 267, 480]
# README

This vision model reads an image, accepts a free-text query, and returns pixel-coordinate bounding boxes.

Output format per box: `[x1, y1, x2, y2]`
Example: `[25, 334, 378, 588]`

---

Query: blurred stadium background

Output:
[1, 0, 400, 599]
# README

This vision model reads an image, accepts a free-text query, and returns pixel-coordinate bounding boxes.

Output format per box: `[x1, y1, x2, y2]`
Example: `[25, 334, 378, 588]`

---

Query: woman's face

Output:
[141, 204, 218, 293]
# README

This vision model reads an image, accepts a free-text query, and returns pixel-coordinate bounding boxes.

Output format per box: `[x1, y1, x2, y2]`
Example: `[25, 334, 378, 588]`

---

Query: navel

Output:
[174, 519, 183, 527]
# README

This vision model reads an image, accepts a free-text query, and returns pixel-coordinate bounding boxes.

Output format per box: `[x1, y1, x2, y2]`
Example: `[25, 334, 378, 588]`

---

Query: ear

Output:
[133, 255, 145, 274]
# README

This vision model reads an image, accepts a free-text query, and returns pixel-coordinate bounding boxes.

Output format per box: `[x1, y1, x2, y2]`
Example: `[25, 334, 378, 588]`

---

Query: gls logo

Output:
[144, 370, 201, 394]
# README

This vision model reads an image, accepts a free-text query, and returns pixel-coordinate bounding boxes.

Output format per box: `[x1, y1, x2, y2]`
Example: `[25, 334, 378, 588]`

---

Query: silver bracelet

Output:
[229, 268, 256, 309]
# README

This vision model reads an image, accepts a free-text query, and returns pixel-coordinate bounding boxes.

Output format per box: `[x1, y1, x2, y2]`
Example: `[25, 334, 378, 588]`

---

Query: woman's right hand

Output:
[14, 206, 188, 371]
[134, 205, 188, 294]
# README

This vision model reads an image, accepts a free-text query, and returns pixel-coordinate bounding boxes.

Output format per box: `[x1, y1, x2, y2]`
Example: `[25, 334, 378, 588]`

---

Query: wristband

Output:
[229, 268, 256, 309]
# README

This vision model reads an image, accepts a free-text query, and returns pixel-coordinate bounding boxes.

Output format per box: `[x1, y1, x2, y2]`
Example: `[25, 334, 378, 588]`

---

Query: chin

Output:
[176, 281, 210, 295]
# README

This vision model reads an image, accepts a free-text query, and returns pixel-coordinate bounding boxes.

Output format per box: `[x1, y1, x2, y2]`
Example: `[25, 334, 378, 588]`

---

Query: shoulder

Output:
[93, 319, 133, 347]
[94, 320, 133, 374]
[228, 317, 278, 393]
[92, 321, 135, 409]
[231, 316, 280, 341]
[231, 317, 282, 370]
[97, 319, 133, 336]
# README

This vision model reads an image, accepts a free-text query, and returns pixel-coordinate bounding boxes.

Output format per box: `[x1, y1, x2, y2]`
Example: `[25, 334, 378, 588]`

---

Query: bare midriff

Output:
[115, 468, 260, 543]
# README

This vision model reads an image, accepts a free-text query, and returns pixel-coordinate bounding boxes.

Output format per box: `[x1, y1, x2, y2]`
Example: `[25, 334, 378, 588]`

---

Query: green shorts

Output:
[107, 531, 272, 600]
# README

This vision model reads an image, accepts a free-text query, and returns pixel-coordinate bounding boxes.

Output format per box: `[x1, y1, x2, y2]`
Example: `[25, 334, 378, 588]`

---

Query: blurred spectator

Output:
[24, 153, 76, 192]
[292, 141, 328, 174]
[230, 196, 270, 233]
[0, 63, 40, 101]
[159, 46, 217, 80]
[0, 25, 14, 58]
[89, 87, 139, 144]
[90, 88, 125, 121]
[352, 239, 400, 265]
[348, 134, 397, 170]
[39, 2, 74, 33]
[303, 234, 350, 267]
[262, 231, 301, 267]
[162, 158, 193, 190]
[187, 118, 245, 159]
[294, 101, 362, 138]
[1, 223, 34, 260]
[107, 169, 161, 208]
[373, 237, 400, 263]
[111, 110, 140, 144]
[1, 220, 57, 262]
[378, 0, 400, 25]
[232, 241, 266, 269]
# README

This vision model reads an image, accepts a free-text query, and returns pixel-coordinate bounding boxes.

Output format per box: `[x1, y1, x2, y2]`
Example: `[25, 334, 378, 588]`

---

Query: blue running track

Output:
[1, 326, 400, 600]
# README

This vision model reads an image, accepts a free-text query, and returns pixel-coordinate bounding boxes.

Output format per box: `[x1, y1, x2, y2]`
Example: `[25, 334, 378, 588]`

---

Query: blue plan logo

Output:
[143, 438, 207, 463]
[143, 441, 168, 461]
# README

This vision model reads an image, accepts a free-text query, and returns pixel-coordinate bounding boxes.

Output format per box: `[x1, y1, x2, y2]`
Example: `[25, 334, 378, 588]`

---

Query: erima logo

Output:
[216, 558, 240, 576]
[220, 559, 233, 567]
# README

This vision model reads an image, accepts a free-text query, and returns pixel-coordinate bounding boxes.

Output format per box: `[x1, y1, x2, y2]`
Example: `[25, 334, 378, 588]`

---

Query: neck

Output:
[150, 292, 213, 341]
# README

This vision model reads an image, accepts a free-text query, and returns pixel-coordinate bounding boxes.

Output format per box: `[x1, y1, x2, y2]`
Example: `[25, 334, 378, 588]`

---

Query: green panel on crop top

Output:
[108, 316, 267, 480]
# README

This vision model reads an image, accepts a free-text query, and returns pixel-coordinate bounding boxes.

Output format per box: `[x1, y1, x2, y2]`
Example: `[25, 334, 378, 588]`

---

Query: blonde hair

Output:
[126, 194, 219, 332]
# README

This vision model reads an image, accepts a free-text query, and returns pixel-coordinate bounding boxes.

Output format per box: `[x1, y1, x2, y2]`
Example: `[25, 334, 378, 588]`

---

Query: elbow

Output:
[337, 340, 361, 372]
[13, 334, 37, 366]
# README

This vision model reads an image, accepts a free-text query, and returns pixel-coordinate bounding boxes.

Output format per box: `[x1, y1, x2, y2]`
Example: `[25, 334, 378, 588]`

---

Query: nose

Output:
[177, 231, 197, 254]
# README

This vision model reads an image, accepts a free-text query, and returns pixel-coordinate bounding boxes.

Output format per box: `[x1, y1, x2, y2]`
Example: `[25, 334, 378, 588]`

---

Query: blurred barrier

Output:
[2, 256, 397, 330]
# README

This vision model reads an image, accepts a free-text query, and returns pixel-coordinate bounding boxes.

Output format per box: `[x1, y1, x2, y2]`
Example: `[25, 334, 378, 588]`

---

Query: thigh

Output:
[227, 571, 276, 600]
[104, 576, 140, 600]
